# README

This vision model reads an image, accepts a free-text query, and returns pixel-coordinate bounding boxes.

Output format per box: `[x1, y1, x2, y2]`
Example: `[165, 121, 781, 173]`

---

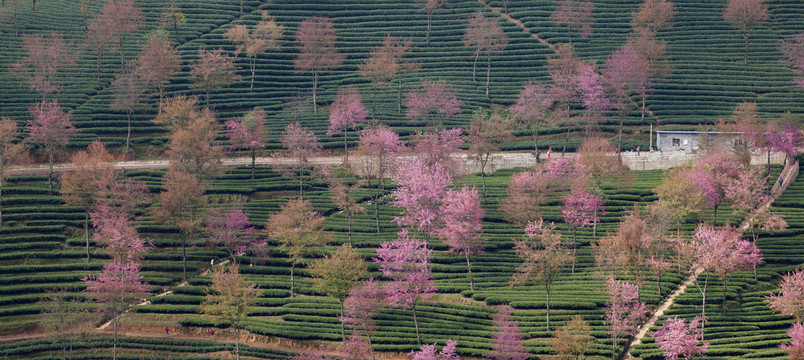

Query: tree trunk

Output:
[571, 227, 577, 273]
[312, 71, 318, 114]
[31, 0, 35, 11]
[562, 106, 571, 156]
[567, 25, 572, 47]
[48, 151, 54, 195]
[546, 282, 551, 331]
[250, 58, 255, 91]
[426, 12, 432, 45]
[700, 273, 708, 318]
[472, 52, 479, 82]
[641, 92, 646, 127]
[158, 86, 165, 115]
[235, 326, 241, 360]
[374, 177, 381, 233]
[126, 110, 132, 152]
[251, 148, 256, 180]
[465, 253, 474, 291]
[181, 232, 187, 282]
[611, 333, 617, 360]
[618, 115, 624, 154]
[340, 301, 346, 341]
[344, 131, 349, 163]
[722, 277, 728, 314]
[118, 40, 125, 72]
[96, 53, 103, 90]
[113, 317, 118, 360]
[298, 157, 304, 199]
[13, 4, 17, 37]
[348, 213, 353, 244]
[85, 213, 90, 262]
[657, 273, 663, 297]
[502, 0, 508, 13]
[205, 90, 210, 108]
[173, 23, 179, 44]
[290, 263, 296, 298]
[534, 122, 540, 157]
[480, 154, 488, 201]
[412, 301, 421, 345]
[0, 160, 4, 227]
[744, 32, 749, 65]
[371, 85, 377, 120]
[366, 330, 376, 360]
[486, 53, 491, 98]
[767, 149, 772, 179]
[713, 204, 718, 226]
[398, 78, 403, 114]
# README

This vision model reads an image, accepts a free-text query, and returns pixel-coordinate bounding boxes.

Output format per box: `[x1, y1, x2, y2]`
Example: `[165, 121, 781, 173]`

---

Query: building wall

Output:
[656, 132, 740, 152]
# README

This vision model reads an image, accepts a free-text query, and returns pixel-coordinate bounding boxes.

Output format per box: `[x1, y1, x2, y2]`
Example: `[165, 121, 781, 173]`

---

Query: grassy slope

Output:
[0, 0, 802, 154]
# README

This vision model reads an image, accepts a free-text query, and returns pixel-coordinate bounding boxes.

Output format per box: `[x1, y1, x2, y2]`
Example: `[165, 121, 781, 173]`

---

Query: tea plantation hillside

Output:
[0, 0, 803, 154]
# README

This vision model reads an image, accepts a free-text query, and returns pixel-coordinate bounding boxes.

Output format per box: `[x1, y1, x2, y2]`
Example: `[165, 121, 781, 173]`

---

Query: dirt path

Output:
[97, 259, 231, 330]
[626, 267, 703, 354]
[624, 159, 798, 358]
[476, 0, 554, 49]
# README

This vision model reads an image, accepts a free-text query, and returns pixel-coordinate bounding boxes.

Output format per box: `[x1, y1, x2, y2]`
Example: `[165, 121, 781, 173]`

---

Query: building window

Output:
[672, 138, 680, 146]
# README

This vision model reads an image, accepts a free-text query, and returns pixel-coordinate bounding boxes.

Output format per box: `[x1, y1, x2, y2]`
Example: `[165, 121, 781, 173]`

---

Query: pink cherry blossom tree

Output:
[562, 189, 605, 273]
[90, 205, 151, 263]
[779, 32, 804, 86]
[392, 158, 452, 238]
[342, 331, 373, 360]
[467, 109, 514, 199]
[405, 80, 463, 128]
[226, 108, 267, 179]
[83, 262, 150, 360]
[356, 125, 405, 232]
[652, 316, 709, 360]
[342, 278, 385, 359]
[373, 230, 437, 345]
[25, 100, 78, 195]
[782, 323, 804, 360]
[485, 307, 529, 360]
[767, 269, 804, 322]
[576, 64, 610, 135]
[281, 122, 321, 199]
[206, 208, 257, 262]
[766, 124, 803, 163]
[413, 128, 464, 179]
[692, 151, 742, 225]
[601, 44, 649, 150]
[10, 32, 77, 101]
[690, 224, 763, 316]
[511, 219, 573, 330]
[327, 87, 367, 163]
[724, 167, 787, 277]
[510, 81, 556, 156]
[411, 340, 459, 360]
[604, 278, 648, 360]
[294, 16, 343, 114]
[547, 45, 585, 154]
[550, 0, 595, 46]
[500, 170, 550, 227]
[435, 186, 484, 291]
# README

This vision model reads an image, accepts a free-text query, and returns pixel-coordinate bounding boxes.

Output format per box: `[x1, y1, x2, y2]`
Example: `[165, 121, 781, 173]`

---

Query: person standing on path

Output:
[165, 326, 170, 337]
[547, 148, 551, 159]
[210, 329, 215, 340]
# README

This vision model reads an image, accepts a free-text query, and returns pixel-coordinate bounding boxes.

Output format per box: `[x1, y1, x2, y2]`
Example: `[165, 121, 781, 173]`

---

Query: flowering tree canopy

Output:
[652, 316, 709, 360]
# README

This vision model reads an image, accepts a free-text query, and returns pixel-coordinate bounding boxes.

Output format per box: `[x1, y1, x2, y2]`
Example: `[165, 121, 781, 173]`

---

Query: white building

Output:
[654, 130, 742, 153]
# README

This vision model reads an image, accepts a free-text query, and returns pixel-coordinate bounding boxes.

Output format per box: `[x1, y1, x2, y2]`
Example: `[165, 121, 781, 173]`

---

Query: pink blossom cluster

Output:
[373, 229, 437, 309]
[652, 316, 709, 360]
